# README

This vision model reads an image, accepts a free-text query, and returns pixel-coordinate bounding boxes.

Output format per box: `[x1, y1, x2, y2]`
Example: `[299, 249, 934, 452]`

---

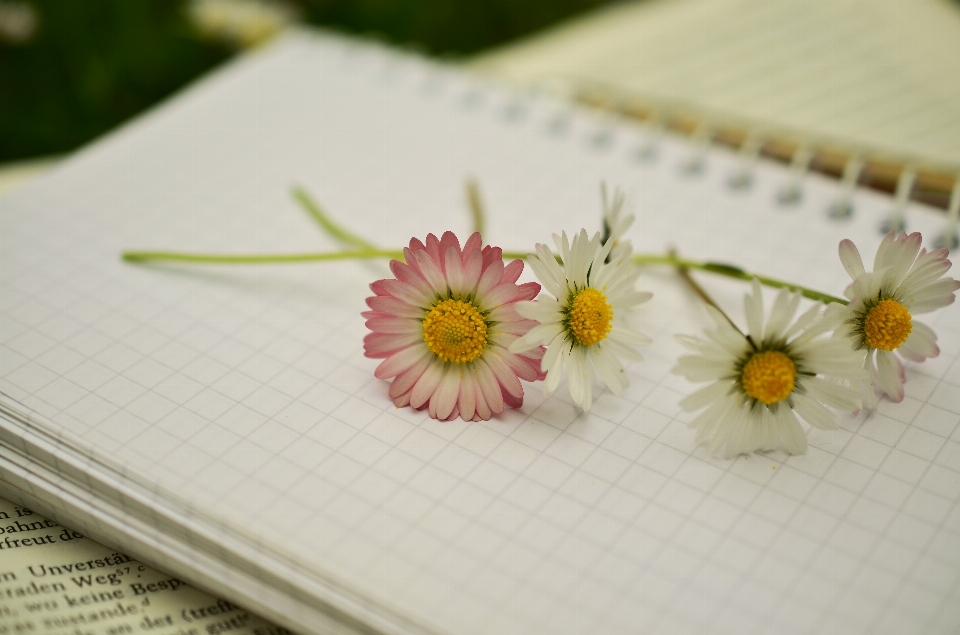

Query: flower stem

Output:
[465, 178, 486, 237]
[291, 186, 380, 251]
[668, 250, 748, 339]
[122, 248, 529, 264]
[122, 249, 405, 264]
[632, 253, 847, 305]
[120, 243, 846, 309]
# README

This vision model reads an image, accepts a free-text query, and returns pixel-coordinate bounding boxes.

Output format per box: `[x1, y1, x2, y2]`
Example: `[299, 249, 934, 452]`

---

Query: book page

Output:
[1, 30, 958, 635]
[0, 496, 283, 635]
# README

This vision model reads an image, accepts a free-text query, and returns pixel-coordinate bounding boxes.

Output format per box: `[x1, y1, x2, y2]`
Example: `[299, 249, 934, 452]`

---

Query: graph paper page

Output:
[1, 30, 958, 635]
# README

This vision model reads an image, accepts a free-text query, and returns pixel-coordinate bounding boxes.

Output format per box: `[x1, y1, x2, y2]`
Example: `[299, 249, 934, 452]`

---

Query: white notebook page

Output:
[1, 30, 959, 635]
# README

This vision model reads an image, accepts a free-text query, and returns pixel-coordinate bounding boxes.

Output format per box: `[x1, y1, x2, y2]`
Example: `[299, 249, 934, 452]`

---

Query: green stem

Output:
[465, 178, 486, 237]
[122, 249, 530, 264]
[671, 253, 748, 339]
[122, 249, 405, 264]
[291, 186, 379, 251]
[120, 246, 844, 307]
[632, 254, 847, 305]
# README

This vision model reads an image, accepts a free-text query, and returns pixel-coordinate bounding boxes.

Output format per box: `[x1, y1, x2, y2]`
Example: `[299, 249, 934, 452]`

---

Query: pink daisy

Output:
[363, 231, 546, 421]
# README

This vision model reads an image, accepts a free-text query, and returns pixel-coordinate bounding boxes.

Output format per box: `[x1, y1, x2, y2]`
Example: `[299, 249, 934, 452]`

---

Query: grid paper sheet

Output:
[1, 29, 959, 635]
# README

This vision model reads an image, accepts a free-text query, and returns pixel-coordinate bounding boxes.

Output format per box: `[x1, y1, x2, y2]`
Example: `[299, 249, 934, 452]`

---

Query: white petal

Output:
[541, 331, 567, 374]
[678, 380, 731, 411]
[774, 406, 808, 455]
[874, 350, 905, 402]
[592, 346, 627, 396]
[899, 321, 939, 361]
[793, 393, 839, 430]
[744, 280, 765, 342]
[838, 239, 865, 281]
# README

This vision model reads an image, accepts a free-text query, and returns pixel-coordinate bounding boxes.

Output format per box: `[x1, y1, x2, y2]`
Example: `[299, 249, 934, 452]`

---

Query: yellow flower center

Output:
[422, 299, 488, 363]
[863, 299, 912, 351]
[567, 287, 613, 346]
[741, 350, 797, 405]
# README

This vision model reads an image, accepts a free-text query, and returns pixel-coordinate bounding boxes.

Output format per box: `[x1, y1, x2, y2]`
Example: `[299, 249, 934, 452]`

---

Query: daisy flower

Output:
[838, 231, 959, 403]
[509, 229, 651, 411]
[673, 281, 866, 458]
[363, 232, 546, 421]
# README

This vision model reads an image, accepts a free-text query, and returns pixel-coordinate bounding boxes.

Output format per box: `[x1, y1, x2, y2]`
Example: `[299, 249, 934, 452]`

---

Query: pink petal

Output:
[475, 359, 504, 415]
[411, 361, 444, 408]
[425, 233, 443, 265]
[431, 365, 460, 420]
[501, 259, 524, 284]
[445, 246, 466, 297]
[481, 246, 503, 272]
[381, 279, 431, 307]
[503, 388, 523, 409]
[498, 350, 540, 383]
[364, 332, 422, 357]
[375, 345, 429, 379]
[484, 351, 523, 398]
[439, 231, 461, 267]
[474, 374, 492, 421]
[365, 316, 420, 335]
[462, 249, 483, 290]
[366, 295, 423, 319]
[475, 258, 504, 300]
[369, 279, 391, 297]
[515, 282, 540, 302]
[483, 283, 520, 308]
[462, 232, 482, 258]
[390, 260, 428, 290]
[413, 250, 448, 297]
[458, 370, 477, 421]
[389, 355, 432, 399]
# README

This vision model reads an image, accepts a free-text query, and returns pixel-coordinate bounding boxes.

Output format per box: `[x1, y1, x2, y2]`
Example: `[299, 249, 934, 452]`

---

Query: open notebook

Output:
[1, 28, 959, 635]
[473, 0, 960, 213]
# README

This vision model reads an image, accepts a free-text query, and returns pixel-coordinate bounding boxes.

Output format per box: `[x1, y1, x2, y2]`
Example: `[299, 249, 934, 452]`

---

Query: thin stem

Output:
[122, 248, 531, 265]
[670, 251, 748, 339]
[120, 244, 845, 310]
[465, 178, 486, 237]
[291, 186, 379, 251]
[122, 249, 404, 264]
[632, 254, 847, 305]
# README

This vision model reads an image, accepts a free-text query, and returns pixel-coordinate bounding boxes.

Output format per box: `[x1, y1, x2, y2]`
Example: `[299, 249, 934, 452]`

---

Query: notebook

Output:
[1, 27, 958, 635]
[472, 0, 960, 214]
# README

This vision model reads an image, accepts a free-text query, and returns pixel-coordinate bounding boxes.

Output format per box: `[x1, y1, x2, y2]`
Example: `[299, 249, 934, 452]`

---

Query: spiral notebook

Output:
[473, 0, 960, 218]
[1, 28, 958, 635]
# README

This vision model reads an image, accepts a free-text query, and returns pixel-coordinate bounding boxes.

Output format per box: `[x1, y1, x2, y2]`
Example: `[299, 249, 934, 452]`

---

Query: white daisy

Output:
[600, 183, 634, 261]
[509, 229, 651, 411]
[673, 281, 866, 458]
[838, 231, 959, 403]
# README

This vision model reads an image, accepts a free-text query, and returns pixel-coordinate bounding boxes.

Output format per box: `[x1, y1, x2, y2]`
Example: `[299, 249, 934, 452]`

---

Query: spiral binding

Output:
[332, 36, 960, 251]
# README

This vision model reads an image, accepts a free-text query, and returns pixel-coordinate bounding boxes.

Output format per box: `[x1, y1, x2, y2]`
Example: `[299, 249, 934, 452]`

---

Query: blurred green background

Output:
[0, 0, 614, 164]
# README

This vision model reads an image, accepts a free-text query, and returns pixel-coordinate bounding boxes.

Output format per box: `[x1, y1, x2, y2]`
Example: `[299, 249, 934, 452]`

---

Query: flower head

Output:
[600, 183, 634, 261]
[510, 229, 650, 411]
[673, 281, 866, 458]
[363, 232, 545, 421]
[838, 232, 959, 402]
